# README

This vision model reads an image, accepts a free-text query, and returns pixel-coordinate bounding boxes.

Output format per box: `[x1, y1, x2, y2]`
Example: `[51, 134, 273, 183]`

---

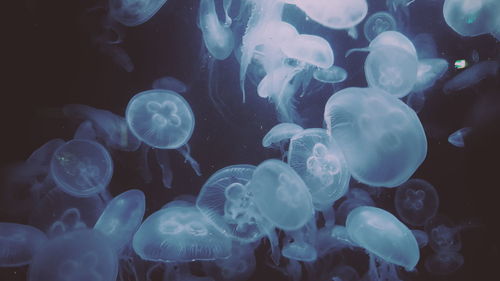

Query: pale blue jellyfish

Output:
[443, 0, 500, 40]
[199, 0, 234, 60]
[94, 189, 146, 252]
[443, 60, 499, 93]
[281, 34, 334, 69]
[50, 139, 113, 197]
[313, 66, 348, 84]
[292, 0, 368, 30]
[126, 89, 195, 149]
[246, 159, 314, 230]
[132, 204, 231, 262]
[109, 0, 168, 26]
[0, 223, 47, 267]
[262, 123, 304, 148]
[425, 251, 464, 275]
[413, 58, 449, 92]
[346, 206, 420, 270]
[448, 127, 472, 148]
[347, 31, 417, 58]
[394, 178, 439, 226]
[288, 128, 350, 211]
[152, 76, 188, 93]
[28, 229, 118, 281]
[335, 188, 375, 225]
[324, 87, 427, 187]
[363, 11, 397, 42]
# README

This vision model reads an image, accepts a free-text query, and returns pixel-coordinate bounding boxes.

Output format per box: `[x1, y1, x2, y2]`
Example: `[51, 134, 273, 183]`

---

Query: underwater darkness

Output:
[2, 0, 500, 280]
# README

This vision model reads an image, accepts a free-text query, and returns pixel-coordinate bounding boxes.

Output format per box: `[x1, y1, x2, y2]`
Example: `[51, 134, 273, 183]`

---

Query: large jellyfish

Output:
[394, 178, 439, 226]
[443, 0, 500, 39]
[0, 223, 47, 267]
[324, 87, 427, 187]
[109, 0, 169, 26]
[363, 11, 397, 42]
[28, 229, 118, 281]
[288, 128, 350, 211]
[126, 89, 195, 149]
[50, 139, 113, 197]
[199, 0, 235, 60]
[443, 60, 499, 93]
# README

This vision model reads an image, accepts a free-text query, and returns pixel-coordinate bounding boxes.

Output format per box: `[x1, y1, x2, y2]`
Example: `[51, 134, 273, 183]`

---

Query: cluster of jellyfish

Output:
[2, 0, 499, 281]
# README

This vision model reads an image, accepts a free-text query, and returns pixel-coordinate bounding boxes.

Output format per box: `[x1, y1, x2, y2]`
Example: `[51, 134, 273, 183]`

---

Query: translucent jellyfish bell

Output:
[50, 139, 113, 197]
[443, 0, 500, 38]
[199, 0, 234, 60]
[281, 34, 334, 69]
[363, 11, 397, 42]
[394, 179, 439, 226]
[246, 159, 314, 230]
[413, 58, 449, 92]
[324, 87, 427, 187]
[288, 128, 350, 210]
[312, 66, 348, 84]
[132, 204, 231, 262]
[109, 0, 168, 27]
[262, 123, 304, 148]
[0, 223, 47, 267]
[293, 0, 368, 30]
[424, 215, 462, 252]
[346, 206, 420, 270]
[28, 229, 118, 281]
[448, 127, 472, 148]
[126, 89, 195, 149]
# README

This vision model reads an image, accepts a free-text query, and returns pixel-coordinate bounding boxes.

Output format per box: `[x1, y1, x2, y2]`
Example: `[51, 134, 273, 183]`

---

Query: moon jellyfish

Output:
[288, 128, 350, 211]
[394, 178, 439, 226]
[0, 223, 47, 267]
[132, 204, 231, 262]
[443, 60, 499, 93]
[126, 89, 195, 149]
[109, 0, 168, 27]
[152, 76, 188, 93]
[443, 0, 500, 39]
[425, 215, 462, 252]
[262, 123, 303, 148]
[199, 0, 235, 60]
[425, 251, 464, 275]
[28, 229, 118, 281]
[94, 189, 146, 252]
[324, 87, 427, 187]
[448, 127, 472, 148]
[292, 0, 368, 30]
[281, 34, 334, 69]
[313, 66, 348, 84]
[411, 229, 429, 248]
[196, 164, 266, 242]
[247, 159, 314, 230]
[347, 31, 417, 58]
[363, 12, 397, 42]
[413, 58, 449, 92]
[50, 139, 113, 197]
[346, 206, 420, 270]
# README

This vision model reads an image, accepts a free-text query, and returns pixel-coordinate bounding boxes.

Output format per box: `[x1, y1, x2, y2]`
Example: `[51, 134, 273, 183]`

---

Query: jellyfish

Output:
[443, 60, 499, 93]
[282, 217, 318, 262]
[413, 33, 438, 59]
[386, 0, 415, 30]
[246, 159, 314, 230]
[0, 223, 47, 267]
[152, 76, 188, 93]
[74, 120, 98, 141]
[262, 123, 303, 159]
[47, 208, 89, 237]
[448, 127, 472, 148]
[424, 251, 464, 275]
[324, 87, 427, 187]
[132, 204, 231, 262]
[94, 189, 146, 253]
[199, 0, 235, 60]
[313, 66, 348, 84]
[50, 139, 113, 197]
[424, 215, 463, 253]
[288, 128, 350, 211]
[443, 0, 500, 39]
[281, 34, 334, 70]
[413, 58, 449, 92]
[363, 11, 397, 42]
[394, 178, 439, 226]
[109, 0, 168, 26]
[346, 31, 417, 58]
[126, 89, 195, 149]
[28, 229, 118, 281]
[411, 229, 429, 248]
[154, 148, 174, 188]
[335, 188, 375, 225]
[346, 206, 420, 270]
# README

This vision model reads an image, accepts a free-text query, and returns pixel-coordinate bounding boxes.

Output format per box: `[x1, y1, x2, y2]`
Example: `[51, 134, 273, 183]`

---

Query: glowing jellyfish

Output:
[292, 0, 368, 30]
[199, 0, 235, 60]
[347, 31, 417, 58]
[196, 164, 266, 242]
[443, 0, 500, 39]
[246, 159, 314, 230]
[413, 58, 449, 92]
[394, 178, 439, 226]
[288, 128, 350, 211]
[152, 76, 188, 93]
[0, 223, 47, 267]
[448, 127, 472, 148]
[411, 229, 429, 248]
[50, 139, 113, 197]
[313, 66, 348, 84]
[443, 60, 499, 93]
[262, 123, 304, 148]
[28, 229, 118, 281]
[94, 189, 146, 252]
[363, 11, 397, 42]
[324, 87, 427, 187]
[281, 34, 334, 69]
[126, 89, 195, 149]
[109, 0, 168, 27]
[132, 204, 231, 262]
[346, 206, 420, 270]
[425, 251, 464, 275]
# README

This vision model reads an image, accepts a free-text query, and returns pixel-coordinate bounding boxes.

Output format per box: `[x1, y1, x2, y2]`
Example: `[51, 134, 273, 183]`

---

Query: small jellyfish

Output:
[363, 11, 397, 42]
[109, 0, 168, 27]
[313, 65, 348, 84]
[132, 204, 231, 262]
[152, 76, 188, 93]
[424, 215, 462, 253]
[346, 206, 420, 270]
[28, 229, 118, 281]
[126, 89, 195, 149]
[413, 58, 449, 92]
[394, 178, 439, 226]
[262, 123, 304, 149]
[293, 0, 368, 30]
[199, 0, 235, 60]
[448, 127, 472, 148]
[443, 60, 499, 94]
[94, 189, 146, 253]
[425, 251, 464, 275]
[0, 223, 47, 267]
[411, 229, 429, 248]
[281, 34, 334, 69]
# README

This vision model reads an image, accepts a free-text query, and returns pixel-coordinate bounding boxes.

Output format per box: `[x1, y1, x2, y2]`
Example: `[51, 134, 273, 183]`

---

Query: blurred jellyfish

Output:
[313, 66, 348, 84]
[394, 178, 439, 226]
[346, 31, 417, 58]
[74, 120, 98, 141]
[288, 128, 350, 211]
[363, 11, 397, 42]
[203, 241, 257, 281]
[262, 123, 303, 159]
[424, 215, 463, 252]
[94, 189, 146, 253]
[154, 148, 174, 188]
[324, 87, 427, 187]
[413, 58, 449, 92]
[132, 204, 231, 262]
[0, 223, 47, 267]
[443, 0, 500, 39]
[50, 139, 113, 197]
[448, 127, 472, 148]
[443, 60, 499, 93]
[425, 251, 464, 275]
[282, 217, 318, 262]
[98, 43, 135, 72]
[292, 0, 368, 30]
[126, 89, 195, 149]
[411, 229, 429, 248]
[28, 229, 118, 281]
[199, 0, 235, 60]
[413, 33, 438, 59]
[386, 0, 415, 29]
[331, 264, 360, 281]
[152, 76, 188, 93]
[109, 0, 168, 26]
[281, 34, 334, 69]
